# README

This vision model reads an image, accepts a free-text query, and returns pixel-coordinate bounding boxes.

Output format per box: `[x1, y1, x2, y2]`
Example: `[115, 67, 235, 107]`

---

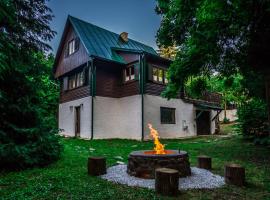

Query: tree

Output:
[155, 0, 270, 99]
[0, 0, 61, 169]
[157, 44, 178, 60]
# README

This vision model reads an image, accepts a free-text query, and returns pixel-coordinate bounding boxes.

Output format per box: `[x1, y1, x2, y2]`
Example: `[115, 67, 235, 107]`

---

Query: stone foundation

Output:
[127, 150, 191, 179]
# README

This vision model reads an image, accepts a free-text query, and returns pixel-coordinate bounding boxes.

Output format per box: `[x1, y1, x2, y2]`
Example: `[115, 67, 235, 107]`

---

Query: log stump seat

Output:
[197, 155, 212, 170]
[225, 164, 245, 186]
[88, 157, 106, 176]
[155, 168, 179, 196]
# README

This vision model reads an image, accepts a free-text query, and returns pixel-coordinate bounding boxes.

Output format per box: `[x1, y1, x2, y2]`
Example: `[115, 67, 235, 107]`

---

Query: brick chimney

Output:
[119, 32, 128, 42]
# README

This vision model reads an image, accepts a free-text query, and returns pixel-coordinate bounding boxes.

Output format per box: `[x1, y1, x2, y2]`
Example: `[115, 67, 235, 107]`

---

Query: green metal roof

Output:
[68, 15, 158, 63]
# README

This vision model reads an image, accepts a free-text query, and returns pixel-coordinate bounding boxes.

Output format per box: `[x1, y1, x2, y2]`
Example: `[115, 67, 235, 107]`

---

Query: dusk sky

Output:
[47, 0, 161, 54]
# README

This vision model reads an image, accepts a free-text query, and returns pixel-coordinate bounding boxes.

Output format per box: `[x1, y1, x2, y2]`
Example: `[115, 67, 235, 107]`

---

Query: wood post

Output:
[155, 168, 179, 196]
[225, 164, 245, 186]
[197, 155, 212, 170]
[88, 157, 106, 176]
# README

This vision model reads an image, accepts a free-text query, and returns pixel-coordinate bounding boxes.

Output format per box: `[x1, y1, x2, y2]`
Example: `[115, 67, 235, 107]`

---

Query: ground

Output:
[1, 124, 270, 200]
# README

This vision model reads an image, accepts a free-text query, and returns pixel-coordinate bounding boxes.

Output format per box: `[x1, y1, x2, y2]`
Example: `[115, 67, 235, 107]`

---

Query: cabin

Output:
[53, 15, 222, 140]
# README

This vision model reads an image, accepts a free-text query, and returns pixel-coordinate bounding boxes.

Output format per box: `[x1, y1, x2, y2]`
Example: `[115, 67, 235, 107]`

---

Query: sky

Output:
[47, 0, 162, 54]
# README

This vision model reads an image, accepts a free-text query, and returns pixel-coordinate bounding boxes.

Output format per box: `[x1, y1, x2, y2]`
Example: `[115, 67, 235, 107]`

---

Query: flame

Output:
[148, 123, 165, 154]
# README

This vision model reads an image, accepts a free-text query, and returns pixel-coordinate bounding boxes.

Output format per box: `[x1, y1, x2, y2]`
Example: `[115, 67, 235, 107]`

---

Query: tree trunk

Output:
[155, 168, 179, 196]
[197, 155, 212, 170]
[88, 157, 106, 176]
[225, 164, 245, 186]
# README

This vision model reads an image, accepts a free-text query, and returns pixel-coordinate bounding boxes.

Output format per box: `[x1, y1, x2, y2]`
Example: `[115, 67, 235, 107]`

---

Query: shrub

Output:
[223, 117, 230, 124]
[237, 98, 269, 144]
[0, 123, 62, 170]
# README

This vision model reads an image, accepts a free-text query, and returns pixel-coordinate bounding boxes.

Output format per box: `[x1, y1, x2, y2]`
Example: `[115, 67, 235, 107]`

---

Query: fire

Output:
[148, 123, 165, 154]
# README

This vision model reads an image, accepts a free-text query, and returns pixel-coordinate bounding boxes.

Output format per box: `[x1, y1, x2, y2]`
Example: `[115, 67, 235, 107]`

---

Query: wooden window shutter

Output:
[147, 64, 153, 81]
[75, 37, 80, 51]
[63, 77, 68, 91]
[134, 63, 140, 80]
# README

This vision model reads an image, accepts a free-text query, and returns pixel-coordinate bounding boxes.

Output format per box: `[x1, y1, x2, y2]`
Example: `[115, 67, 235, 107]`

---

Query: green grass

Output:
[1, 125, 270, 200]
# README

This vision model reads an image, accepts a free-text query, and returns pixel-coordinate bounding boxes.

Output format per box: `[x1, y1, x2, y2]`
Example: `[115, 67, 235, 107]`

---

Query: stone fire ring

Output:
[101, 165, 225, 190]
[127, 150, 191, 179]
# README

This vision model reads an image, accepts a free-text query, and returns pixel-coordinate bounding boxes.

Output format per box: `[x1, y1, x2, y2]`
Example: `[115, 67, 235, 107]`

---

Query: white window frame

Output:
[68, 39, 76, 55]
[124, 65, 135, 82]
[152, 66, 168, 85]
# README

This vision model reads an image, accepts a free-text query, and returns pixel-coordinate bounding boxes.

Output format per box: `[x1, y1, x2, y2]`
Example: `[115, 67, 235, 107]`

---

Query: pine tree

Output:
[0, 0, 62, 169]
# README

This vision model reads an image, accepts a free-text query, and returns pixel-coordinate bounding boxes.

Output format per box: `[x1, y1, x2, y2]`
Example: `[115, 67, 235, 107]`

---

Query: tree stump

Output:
[155, 168, 179, 196]
[198, 155, 212, 170]
[225, 164, 245, 186]
[88, 157, 106, 176]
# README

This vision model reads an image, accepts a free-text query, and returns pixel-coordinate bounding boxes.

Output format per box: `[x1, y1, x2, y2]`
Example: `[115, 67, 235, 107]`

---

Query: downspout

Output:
[90, 57, 95, 140]
[140, 54, 145, 141]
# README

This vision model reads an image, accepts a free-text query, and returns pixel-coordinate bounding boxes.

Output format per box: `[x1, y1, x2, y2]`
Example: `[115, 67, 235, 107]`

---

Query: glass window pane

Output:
[125, 68, 130, 81]
[130, 66, 135, 80]
[161, 107, 175, 124]
[153, 67, 158, 81]
[69, 40, 75, 55]
[164, 70, 168, 84]
[158, 69, 163, 83]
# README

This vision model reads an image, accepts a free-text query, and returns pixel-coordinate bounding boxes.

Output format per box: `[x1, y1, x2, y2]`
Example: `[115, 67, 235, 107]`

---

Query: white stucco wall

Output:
[58, 94, 217, 139]
[210, 110, 217, 134]
[219, 109, 238, 122]
[143, 95, 197, 139]
[93, 95, 142, 140]
[58, 96, 91, 138]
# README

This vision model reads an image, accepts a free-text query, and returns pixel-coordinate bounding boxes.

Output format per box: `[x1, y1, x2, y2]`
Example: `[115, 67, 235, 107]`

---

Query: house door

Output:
[196, 110, 211, 135]
[75, 106, 81, 137]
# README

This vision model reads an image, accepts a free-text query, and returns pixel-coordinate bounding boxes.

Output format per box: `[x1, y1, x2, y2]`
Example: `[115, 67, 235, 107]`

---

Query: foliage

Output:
[157, 44, 178, 60]
[0, 0, 61, 170]
[156, 0, 270, 99]
[185, 76, 209, 99]
[237, 98, 269, 143]
[1, 135, 270, 199]
[185, 74, 245, 106]
[223, 117, 230, 124]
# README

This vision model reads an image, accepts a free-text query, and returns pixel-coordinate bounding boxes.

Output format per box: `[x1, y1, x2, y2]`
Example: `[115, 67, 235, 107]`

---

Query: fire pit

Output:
[127, 124, 191, 179]
[127, 150, 191, 178]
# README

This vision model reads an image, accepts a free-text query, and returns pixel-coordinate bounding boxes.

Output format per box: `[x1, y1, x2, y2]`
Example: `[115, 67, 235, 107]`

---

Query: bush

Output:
[223, 117, 230, 124]
[0, 123, 62, 170]
[237, 98, 269, 144]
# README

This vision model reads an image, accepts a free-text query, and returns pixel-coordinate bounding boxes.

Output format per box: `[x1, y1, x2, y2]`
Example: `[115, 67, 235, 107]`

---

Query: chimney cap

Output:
[120, 32, 128, 42]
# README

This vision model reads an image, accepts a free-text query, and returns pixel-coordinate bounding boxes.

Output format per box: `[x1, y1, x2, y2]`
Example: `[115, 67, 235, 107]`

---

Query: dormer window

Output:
[125, 65, 135, 82]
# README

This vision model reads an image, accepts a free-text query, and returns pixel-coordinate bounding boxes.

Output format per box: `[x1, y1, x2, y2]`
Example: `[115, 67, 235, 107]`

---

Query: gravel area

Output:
[101, 164, 225, 190]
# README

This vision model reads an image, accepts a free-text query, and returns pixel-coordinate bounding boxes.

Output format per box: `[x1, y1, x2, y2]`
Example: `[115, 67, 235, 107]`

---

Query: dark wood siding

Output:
[145, 61, 170, 97]
[145, 82, 166, 96]
[60, 85, 90, 103]
[117, 51, 139, 63]
[96, 63, 139, 98]
[55, 25, 89, 78]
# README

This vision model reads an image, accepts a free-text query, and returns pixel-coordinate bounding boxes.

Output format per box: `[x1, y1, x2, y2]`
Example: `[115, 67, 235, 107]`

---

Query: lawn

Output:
[1, 125, 270, 200]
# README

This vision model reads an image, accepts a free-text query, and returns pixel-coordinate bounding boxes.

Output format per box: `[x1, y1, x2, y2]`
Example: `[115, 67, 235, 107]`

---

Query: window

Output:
[124, 65, 135, 82]
[68, 71, 85, 90]
[68, 74, 76, 89]
[68, 39, 76, 55]
[152, 66, 168, 84]
[66, 38, 79, 57]
[160, 107, 176, 124]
